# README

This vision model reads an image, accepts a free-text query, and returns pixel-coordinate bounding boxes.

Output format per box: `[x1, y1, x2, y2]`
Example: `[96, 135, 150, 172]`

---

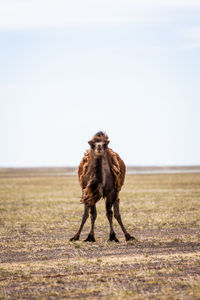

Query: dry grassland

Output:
[0, 170, 200, 299]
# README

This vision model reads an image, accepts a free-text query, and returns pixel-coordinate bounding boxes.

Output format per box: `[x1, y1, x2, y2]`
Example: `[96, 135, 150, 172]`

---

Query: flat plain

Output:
[0, 169, 200, 299]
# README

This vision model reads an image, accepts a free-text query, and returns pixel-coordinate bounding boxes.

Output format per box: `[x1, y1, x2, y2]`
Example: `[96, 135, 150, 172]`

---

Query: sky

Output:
[0, 0, 200, 167]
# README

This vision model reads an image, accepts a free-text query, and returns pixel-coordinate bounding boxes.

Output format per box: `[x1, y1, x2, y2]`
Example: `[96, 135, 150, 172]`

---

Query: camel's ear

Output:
[104, 140, 110, 149]
[88, 140, 94, 148]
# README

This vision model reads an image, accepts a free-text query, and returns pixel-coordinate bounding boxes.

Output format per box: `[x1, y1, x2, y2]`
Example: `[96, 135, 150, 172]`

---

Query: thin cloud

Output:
[184, 27, 200, 39]
[0, 0, 200, 31]
[181, 27, 200, 49]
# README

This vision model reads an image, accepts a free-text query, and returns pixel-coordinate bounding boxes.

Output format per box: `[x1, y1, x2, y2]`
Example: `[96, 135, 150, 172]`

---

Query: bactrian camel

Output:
[70, 131, 135, 242]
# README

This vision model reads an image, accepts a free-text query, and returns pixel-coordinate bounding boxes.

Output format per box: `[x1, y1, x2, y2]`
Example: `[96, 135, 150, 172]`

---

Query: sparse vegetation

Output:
[0, 170, 200, 299]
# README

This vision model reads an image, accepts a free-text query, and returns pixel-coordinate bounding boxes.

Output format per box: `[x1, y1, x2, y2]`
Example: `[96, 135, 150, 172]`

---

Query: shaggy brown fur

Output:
[70, 131, 135, 242]
[78, 148, 125, 206]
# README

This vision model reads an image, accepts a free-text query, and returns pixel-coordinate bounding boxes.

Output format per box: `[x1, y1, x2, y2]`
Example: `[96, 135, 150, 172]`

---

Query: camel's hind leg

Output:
[113, 199, 135, 241]
[70, 205, 89, 241]
[84, 205, 97, 242]
[106, 191, 119, 242]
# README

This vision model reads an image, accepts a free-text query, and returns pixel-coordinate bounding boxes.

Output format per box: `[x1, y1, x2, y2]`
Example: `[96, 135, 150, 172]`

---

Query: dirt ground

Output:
[0, 171, 200, 299]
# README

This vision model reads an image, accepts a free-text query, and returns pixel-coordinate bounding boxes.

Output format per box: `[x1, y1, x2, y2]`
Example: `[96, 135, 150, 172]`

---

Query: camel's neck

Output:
[93, 156, 103, 183]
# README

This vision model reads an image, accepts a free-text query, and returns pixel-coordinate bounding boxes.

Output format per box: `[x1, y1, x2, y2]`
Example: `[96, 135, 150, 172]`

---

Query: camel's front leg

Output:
[84, 205, 97, 242]
[106, 192, 119, 242]
[113, 199, 135, 241]
[70, 205, 89, 241]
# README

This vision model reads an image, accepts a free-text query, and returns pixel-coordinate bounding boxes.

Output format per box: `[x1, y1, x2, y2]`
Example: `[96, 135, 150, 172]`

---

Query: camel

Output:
[70, 131, 135, 242]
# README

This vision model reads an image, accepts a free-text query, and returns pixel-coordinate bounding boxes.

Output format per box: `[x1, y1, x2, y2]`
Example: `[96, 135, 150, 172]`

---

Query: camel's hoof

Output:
[70, 235, 79, 241]
[126, 235, 136, 242]
[84, 234, 95, 242]
[109, 233, 119, 243]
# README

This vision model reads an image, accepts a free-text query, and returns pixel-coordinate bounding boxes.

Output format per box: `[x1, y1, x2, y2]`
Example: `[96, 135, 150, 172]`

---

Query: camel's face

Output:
[91, 141, 107, 157]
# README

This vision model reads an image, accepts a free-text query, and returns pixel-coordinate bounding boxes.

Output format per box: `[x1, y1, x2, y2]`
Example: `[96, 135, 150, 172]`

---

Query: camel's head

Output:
[88, 131, 110, 157]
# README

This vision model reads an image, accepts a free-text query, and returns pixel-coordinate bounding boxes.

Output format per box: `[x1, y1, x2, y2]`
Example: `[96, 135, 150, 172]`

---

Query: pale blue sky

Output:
[0, 0, 200, 167]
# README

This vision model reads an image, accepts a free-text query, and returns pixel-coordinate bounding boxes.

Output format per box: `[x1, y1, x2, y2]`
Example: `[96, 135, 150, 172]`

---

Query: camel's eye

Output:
[103, 143, 107, 149]
[91, 143, 95, 149]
